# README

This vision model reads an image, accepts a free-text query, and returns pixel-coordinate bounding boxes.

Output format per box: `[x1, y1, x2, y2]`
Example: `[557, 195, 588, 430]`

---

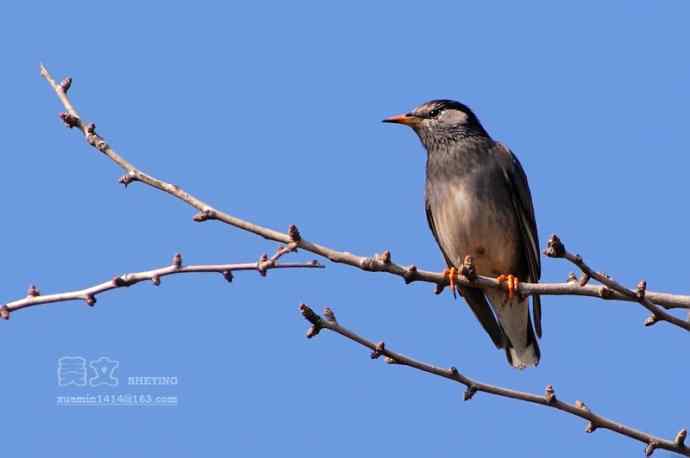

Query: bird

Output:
[383, 99, 542, 369]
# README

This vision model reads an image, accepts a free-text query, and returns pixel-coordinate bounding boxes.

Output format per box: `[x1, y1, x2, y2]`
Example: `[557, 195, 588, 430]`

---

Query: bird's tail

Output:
[486, 291, 540, 369]
[505, 325, 540, 369]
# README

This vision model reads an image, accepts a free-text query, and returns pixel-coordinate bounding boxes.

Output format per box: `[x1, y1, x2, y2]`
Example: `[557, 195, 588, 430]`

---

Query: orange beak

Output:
[382, 113, 420, 127]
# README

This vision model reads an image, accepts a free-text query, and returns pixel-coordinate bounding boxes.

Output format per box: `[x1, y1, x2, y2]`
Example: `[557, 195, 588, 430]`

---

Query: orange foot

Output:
[496, 274, 520, 303]
[443, 267, 458, 299]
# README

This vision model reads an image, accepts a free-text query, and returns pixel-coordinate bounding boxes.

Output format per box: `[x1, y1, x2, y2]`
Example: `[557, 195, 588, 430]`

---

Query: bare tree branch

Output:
[544, 234, 690, 331]
[0, 250, 322, 319]
[39, 65, 690, 332]
[299, 304, 689, 457]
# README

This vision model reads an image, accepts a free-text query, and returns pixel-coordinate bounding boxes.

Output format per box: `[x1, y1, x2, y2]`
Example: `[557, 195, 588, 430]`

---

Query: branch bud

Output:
[378, 250, 391, 265]
[636, 280, 647, 300]
[85, 295, 96, 306]
[288, 224, 302, 243]
[544, 234, 565, 258]
[172, 253, 182, 269]
[464, 384, 478, 401]
[112, 276, 128, 287]
[645, 441, 658, 457]
[370, 341, 385, 359]
[544, 384, 556, 404]
[460, 255, 477, 281]
[675, 428, 687, 448]
[59, 112, 80, 128]
[579, 273, 591, 287]
[403, 265, 418, 284]
[257, 253, 269, 276]
[299, 304, 322, 338]
[193, 209, 215, 222]
[598, 286, 614, 299]
[59, 77, 72, 93]
[222, 270, 234, 283]
[118, 172, 137, 187]
[575, 400, 590, 412]
[0, 305, 10, 320]
[359, 257, 375, 271]
[323, 307, 337, 323]
[644, 315, 659, 327]
[27, 284, 40, 297]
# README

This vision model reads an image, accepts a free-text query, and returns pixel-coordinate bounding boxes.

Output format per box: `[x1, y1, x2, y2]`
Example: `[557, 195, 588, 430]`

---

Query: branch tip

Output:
[544, 234, 565, 258]
[675, 429, 687, 448]
[299, 304, 322, 338]
[0, 305, 10, 320]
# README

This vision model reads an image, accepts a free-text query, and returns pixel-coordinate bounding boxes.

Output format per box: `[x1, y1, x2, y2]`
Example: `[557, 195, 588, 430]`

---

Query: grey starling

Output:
[384, 99, 541, 368]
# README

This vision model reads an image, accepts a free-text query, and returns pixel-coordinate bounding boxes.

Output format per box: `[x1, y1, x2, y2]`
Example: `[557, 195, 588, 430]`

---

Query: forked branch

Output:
[0, 250, 322, 319]
[39, 65, 690, 334]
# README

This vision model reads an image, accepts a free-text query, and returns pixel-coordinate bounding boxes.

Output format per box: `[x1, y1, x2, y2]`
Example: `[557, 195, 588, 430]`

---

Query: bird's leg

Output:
[496, 274, 519, 303]
[443, 267, 458, 299]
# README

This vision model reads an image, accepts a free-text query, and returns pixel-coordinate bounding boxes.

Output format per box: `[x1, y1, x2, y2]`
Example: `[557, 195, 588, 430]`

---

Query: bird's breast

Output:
[428, 176, 521, 276]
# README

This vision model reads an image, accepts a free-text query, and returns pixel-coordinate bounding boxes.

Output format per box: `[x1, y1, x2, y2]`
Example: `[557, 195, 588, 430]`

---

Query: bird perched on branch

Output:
[383, 99, 542, 368]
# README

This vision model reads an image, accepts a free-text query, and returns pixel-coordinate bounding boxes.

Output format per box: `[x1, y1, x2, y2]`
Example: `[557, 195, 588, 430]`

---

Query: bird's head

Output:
[383, 99, 488, 150]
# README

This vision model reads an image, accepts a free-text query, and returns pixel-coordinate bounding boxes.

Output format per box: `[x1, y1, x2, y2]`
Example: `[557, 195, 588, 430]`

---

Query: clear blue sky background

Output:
[2, 1, 688, 456]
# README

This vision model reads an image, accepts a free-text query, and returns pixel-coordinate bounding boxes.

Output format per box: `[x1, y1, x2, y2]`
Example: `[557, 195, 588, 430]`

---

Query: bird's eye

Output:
[429, 108, 442, 118]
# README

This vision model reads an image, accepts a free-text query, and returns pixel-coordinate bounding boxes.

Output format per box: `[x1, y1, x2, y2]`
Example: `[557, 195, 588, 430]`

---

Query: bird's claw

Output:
[496, 274, 519, 303]
[443, 267, 458, 299]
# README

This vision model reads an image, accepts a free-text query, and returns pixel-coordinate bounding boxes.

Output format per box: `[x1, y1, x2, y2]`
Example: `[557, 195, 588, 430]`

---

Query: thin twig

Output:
[299, 304, 689, 457]
[0, 251, 322, 319]
[39, 65, 690, 328]
[544, 235, 690, 332]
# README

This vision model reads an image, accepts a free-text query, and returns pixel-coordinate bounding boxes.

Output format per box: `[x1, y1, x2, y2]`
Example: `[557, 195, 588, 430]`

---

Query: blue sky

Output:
[2, 1, 689, 456]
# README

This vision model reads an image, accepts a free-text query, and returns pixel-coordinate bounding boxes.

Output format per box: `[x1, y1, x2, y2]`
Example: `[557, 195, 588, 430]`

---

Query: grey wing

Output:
[425, 200, 505, 348]
[494, 142, 543, 337]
